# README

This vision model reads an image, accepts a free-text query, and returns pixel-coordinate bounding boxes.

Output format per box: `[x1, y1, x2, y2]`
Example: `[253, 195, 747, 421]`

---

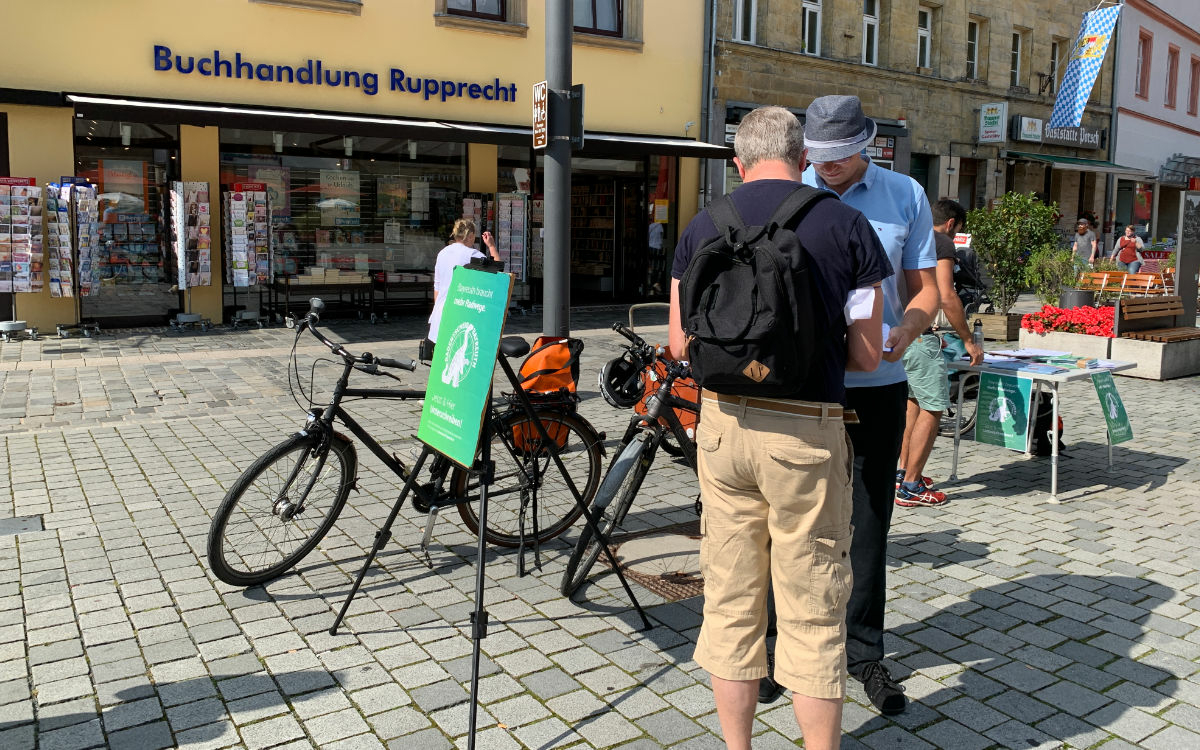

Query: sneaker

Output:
[895, 470, 935, 489]
[758, 653, 784, 704]
[895, 482, 947, 507]
[857, 661, 907, 715]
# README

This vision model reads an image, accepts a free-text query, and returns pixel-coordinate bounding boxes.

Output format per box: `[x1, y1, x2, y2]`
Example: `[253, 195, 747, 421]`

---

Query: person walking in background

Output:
[896, 198, 983, 508]
[669, 105, 890, 750]
[1112, 224, 1145, 272]
[1073, 218, 1099, 267]
[801, 94, 940, 717]
[423, 218, 498, 357]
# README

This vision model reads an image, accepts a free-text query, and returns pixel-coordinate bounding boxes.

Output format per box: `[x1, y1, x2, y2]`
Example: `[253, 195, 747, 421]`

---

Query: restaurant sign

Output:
[1043, 125, 1103, 149]
[979, 102, 1008, 143]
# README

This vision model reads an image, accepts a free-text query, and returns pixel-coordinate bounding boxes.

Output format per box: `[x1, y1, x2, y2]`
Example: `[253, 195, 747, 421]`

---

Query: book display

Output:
[169, 181, 212, 289]
[97, 206, 165, 291]
[570, 182, 614, 278]
[223, 183, 271, 287]
[0, 178, 44, 295]
[74, 184, 101, 297]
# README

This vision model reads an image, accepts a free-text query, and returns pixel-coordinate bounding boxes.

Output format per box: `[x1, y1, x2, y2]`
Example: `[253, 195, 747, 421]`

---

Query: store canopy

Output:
[67, 94, 732, 159]
[1006, 151, 1154, 181]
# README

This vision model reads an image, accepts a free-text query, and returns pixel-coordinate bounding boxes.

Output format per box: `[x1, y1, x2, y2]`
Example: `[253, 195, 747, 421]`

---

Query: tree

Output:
[966, 192, 1061, 315]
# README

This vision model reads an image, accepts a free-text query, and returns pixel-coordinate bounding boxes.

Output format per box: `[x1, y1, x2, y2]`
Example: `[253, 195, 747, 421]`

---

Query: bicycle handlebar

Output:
[294, 297, 417, 372]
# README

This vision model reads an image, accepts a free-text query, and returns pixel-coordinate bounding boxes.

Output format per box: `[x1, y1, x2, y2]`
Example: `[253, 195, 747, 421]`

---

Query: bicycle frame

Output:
[618, 369, 699, 472]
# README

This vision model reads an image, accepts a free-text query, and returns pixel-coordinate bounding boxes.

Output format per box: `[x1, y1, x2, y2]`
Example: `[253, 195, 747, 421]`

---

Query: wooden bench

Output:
[1120, 272, 1169, 296]
[1114, 295, 1200, 342]
[1075, 270, 1169, 299]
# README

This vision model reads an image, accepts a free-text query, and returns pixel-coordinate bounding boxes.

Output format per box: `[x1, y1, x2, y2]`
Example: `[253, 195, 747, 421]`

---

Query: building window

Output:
[1190, 56, 1200, 116]
[574, 0, 622, 37]
[1048, 39, 1061, 93]
[862, 0, 879, 66]
[1009, 32, 1022, 88]
[447, 0, 504, 19]
[917, 7, 931, 69]
[1166, 45, 1180, 109]
[966, 20, 979, 79]
[802, 0, 821, 55]
[733, 0, 756, 43]
[1136, 29, 1152, 99]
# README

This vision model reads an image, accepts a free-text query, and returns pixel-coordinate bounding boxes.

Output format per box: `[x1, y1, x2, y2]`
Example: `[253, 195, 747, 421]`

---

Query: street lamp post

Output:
[543, 0, 572, 337]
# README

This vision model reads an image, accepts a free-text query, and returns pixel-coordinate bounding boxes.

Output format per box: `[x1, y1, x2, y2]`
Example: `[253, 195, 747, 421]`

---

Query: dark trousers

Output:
[844, 381, 907, 677]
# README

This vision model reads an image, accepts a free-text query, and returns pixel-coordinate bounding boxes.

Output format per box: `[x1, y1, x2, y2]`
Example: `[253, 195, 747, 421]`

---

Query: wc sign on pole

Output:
[532, 80, 548, 150]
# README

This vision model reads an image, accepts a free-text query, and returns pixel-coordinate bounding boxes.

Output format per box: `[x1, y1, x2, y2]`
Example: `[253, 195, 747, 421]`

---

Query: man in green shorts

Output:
[896, 199, 983, 507]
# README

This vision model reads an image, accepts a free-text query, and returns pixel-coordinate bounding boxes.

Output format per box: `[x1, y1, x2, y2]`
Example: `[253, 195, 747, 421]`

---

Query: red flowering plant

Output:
[1021, 305, 1115, 338]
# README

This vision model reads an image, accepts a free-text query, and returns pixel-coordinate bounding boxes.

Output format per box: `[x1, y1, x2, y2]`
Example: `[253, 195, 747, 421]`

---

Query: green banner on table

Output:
[1091, 370, 1133, 444]
[975, 372, 1034, 450]
[417, 266, 513, 468]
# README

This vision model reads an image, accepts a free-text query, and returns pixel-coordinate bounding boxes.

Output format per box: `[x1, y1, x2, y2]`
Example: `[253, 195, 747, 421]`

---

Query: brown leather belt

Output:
[701, 389, 859, 424]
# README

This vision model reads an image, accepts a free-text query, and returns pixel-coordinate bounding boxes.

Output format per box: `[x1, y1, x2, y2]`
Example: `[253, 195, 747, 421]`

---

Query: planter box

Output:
[969, 312, 1023, 341]
[1017, 329, 1112, 358]
[1109, 336, 1200, 380]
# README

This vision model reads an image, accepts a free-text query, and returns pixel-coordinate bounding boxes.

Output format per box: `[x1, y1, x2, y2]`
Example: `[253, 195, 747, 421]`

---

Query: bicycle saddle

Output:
[500, 336, 531, 359]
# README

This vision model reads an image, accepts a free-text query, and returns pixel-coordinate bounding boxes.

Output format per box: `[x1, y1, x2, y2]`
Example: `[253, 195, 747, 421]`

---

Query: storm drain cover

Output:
[601, 519, 704, 602]
[0, 516, 44, 536]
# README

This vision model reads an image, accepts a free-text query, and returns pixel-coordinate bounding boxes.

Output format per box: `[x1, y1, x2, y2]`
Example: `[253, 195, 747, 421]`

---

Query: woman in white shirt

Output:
[425, 218, 499, 349]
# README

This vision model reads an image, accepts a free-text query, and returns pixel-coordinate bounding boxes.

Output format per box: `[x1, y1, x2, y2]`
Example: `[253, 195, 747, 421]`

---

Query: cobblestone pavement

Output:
[2, 303, 1200, 749]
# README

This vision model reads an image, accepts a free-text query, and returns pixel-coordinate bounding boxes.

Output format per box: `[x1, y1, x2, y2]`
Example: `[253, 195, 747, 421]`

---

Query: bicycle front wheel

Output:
[456, 410, 603, 548]
[207, 433, 356, 587]
[561, 431, 655, 598]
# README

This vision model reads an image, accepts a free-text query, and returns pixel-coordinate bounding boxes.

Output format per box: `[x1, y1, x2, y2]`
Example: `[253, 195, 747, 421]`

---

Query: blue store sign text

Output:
[153, 45, 518, 103]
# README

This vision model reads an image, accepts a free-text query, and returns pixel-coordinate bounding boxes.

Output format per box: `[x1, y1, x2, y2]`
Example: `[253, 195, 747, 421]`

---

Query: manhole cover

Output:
[0, 515, 44, 536]
[602, 520, 704, 601]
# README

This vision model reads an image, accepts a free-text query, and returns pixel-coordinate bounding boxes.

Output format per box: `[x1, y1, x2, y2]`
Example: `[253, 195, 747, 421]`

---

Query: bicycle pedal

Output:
[412, 483, 437, 514]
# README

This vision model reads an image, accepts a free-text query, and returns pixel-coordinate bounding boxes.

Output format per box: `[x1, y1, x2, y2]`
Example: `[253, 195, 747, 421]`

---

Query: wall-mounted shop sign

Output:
[1013, 116, 1043, 143]
[1042, 125, 1103, 149]
[978, 102, 1008, 143]
[152, 45, 518, 104]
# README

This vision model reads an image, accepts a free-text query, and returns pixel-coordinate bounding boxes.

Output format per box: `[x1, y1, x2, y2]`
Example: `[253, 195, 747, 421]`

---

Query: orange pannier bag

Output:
[635, 358, 700, 438]
[512, 336, 585, 450]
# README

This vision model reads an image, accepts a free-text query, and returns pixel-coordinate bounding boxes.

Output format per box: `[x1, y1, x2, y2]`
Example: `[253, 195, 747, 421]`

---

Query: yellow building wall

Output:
[2, 104, 79, 331]
[180, 126, 224, 322]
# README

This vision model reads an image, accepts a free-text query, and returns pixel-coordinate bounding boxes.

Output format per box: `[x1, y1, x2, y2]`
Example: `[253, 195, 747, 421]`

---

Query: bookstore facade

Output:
[0, 2, 720, 330]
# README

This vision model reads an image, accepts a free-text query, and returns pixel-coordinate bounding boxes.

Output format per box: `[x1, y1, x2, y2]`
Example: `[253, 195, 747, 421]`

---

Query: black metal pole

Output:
[544, 0, 572, 338]
[466, 392, 494, 750]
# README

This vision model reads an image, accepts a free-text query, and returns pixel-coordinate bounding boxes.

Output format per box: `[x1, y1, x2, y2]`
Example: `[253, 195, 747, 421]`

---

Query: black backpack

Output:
[679, 186, 830, 397]
[1033, 392, 1066, 456]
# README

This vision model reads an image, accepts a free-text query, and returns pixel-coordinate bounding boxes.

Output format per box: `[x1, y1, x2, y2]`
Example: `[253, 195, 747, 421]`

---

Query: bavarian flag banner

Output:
[1048, 4, 1123, 129]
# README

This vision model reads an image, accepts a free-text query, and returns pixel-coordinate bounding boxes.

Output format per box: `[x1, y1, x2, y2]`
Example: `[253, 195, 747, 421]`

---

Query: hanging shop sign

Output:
[978, 102, 1008, 143]
[1013, 116, 1043, 143]
[532, 80, 548, 149]
[152, 45, 519, 103]
[1042, 125, 1103, 149]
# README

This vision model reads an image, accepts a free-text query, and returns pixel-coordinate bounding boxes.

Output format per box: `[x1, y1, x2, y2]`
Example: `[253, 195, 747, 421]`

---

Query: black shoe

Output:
[758, 653, 784, 704]
[857, 661, 907, 715]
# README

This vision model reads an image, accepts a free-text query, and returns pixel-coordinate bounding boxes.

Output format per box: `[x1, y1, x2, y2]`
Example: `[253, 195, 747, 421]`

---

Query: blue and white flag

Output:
[1048, 4, 1123, 129]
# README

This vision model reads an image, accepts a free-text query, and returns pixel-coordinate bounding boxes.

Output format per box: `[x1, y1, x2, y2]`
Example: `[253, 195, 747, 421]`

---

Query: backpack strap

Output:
[767, 185, 829, 230]
[705, 193, 746, 236]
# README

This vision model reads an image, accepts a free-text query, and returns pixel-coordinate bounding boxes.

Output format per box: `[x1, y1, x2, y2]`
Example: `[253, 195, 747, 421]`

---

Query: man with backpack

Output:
[801, 95, 940, 717]
[668, 105, 891, 750]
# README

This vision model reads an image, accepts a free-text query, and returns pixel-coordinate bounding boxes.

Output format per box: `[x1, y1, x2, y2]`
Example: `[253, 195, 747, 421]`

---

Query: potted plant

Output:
[1018, 304, 1115, 358]
[965, 192, 1061, 339]
[1025, 245, 1078, 307]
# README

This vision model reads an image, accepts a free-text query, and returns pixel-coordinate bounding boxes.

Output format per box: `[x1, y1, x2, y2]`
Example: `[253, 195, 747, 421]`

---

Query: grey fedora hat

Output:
[803, 95, 877, 163]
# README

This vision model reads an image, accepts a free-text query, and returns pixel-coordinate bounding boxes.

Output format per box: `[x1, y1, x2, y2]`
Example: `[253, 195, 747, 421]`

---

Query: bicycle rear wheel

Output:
[207, 433, 356, 587]
[456, 410, 602, 548]
[939, 372, 981, 438]
[561, 431, 655, 598]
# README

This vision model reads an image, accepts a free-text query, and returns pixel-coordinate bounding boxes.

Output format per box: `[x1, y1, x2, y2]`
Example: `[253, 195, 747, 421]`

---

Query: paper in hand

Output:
[881, 322, 893, 352]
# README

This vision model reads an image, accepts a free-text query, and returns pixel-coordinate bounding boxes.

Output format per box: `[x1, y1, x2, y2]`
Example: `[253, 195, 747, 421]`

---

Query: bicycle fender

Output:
[593, 434, 648, 511]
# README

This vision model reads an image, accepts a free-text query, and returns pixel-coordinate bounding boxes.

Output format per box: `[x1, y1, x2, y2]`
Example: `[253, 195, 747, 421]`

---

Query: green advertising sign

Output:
[1091, 370, 1133, 444]
[975, 373, 1034, 450]
[417, 267, 513, 468]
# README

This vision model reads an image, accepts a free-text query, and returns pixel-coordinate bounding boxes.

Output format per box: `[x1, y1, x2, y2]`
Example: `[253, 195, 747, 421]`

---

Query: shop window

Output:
[434, 0, 527, 35]
[574, 0, 622, 37]
[1135, 29, 1152, 100]
[802, 0, 821, 56]
[862, 0, 879, 66]
[1189, 56, 1200, 116]
[250, 0, 361, 15]
[1166, 45, 1179, 109]
[733, 0, 756, 44]
[917, 7, 931, 70]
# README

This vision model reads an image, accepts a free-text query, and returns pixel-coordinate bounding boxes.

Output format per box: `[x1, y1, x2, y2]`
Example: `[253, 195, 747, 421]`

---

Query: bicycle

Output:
[206, 297, 604, 587]
[561, 351, 700, 598]
[938, 333, 980, 438]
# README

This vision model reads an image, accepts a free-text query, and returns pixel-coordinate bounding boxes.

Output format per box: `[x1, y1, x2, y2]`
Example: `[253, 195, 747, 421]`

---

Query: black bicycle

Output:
[206, 298, 604, 587]
[561, 352, 700, 598]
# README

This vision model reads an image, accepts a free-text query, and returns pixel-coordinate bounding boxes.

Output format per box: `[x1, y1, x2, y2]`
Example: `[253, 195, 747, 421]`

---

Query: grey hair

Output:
[733, 106, 804, 171]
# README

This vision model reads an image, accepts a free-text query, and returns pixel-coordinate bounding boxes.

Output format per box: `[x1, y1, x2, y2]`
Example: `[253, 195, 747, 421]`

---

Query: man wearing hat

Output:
[802, 94, 940, 716]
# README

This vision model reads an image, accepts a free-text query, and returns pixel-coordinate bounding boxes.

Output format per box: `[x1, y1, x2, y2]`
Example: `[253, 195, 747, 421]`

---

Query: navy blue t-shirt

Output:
[672, 179, 893, 405]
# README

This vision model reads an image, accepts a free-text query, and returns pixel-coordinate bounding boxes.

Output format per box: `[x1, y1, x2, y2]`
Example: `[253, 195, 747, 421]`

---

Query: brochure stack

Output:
[45, 182, 78, 297]
[223, 184, 271, 287]
[74, 184, 101, 297]
[0, 178, 44, 294]
[170, 181, 212, 289]
[495, 192, 527, 281]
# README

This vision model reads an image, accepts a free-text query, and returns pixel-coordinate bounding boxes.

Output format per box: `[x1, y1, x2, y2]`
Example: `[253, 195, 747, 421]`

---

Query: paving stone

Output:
[106, 720, 174, 750]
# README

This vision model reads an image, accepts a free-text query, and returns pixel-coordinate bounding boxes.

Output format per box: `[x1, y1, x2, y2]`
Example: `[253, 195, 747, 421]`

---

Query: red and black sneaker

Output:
[895, 482, 947, 507]
[895, 471, 936, 491]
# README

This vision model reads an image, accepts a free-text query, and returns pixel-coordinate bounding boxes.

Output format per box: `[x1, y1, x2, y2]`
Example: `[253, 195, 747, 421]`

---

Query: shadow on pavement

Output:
[951, 442, 1186, 498]
[888, 528, 991, 569]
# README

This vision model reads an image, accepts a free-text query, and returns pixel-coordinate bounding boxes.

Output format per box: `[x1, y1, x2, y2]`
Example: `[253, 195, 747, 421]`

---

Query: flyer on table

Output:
[418, 266, 513, 468]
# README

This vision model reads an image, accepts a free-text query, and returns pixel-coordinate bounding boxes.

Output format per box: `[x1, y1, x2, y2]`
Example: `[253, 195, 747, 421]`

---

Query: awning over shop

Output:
[66, 94, 733, 159]
[1006, 150, 1154, 181]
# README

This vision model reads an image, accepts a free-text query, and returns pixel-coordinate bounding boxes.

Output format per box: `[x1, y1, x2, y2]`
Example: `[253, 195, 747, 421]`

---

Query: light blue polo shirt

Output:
[803, 158, 937, 388]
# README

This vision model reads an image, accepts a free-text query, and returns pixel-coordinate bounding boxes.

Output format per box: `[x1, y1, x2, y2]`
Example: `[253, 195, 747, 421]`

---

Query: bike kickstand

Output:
[420, 506, 441, 567]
